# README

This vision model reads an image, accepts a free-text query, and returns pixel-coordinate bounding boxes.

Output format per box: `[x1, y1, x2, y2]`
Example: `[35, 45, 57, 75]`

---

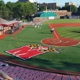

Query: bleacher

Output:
[0, 61, 80, 80]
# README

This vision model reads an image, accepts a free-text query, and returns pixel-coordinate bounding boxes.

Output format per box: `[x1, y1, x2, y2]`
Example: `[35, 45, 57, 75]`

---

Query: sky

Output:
[3, 0, 79, 6]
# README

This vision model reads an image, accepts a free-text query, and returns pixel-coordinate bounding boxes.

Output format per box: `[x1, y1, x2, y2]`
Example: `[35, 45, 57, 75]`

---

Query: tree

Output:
[56, 6, 61, 10]
[0, 0, 38, 20]
[77, 6, 80, 12]
[24, 2, 36, 20]
[69, 5, 77, 12]
[13, 2, 24, 19]
[61, 5, 77, 12]
[12, 1, 36, 20]
[6, 2, 16, 19]
[0, 0, 5, 17]
[0, 0, 9, 19]
[39, 5, 46, 11]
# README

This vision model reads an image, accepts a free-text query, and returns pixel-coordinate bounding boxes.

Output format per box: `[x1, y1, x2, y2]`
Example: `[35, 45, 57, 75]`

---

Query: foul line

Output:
[49, 24, 60, 40]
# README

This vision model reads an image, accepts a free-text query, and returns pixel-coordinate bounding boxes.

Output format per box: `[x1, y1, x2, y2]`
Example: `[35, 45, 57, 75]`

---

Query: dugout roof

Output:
[0, 18, 8, 24]
[40, 11, 57, 18]
[0, 18, 19, 26]
[1, 21, 19, 26]
[34, 11, 57, 18]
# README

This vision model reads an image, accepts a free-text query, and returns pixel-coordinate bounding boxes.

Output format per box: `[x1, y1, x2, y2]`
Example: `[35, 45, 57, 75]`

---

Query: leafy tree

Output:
[2, 7, 9, 19]
[0, 0, 5, 8]
[69, 5, 77, 12]
[13, 2, 23, 18]
[61, 5, 77, 12]
[77, 6, 80, 12]
[56, 6, 61, 10]
[23, 2, 36, 20]
[0, 0, 37, 20]
[12, 1, 36, 20]
[39, 5, 46, 11]
[0, 0, 5, 17]
[6, 2, 16, 19]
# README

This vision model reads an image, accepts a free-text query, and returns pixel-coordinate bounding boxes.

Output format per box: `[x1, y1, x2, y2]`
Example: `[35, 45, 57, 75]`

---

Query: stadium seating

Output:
[0, 61, 80, 80]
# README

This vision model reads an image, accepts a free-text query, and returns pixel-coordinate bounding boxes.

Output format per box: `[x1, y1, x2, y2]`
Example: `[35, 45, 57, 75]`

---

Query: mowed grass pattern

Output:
[56, 27, 80, 40]
[0, 19, 80, 72]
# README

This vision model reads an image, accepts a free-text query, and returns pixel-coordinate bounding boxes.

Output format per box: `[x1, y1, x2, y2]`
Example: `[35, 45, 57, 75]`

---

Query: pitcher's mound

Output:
[42, 37, 80, 46]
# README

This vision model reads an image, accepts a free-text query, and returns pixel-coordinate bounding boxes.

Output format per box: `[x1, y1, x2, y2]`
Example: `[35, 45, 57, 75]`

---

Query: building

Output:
[19, 0, 28, 2]
[19, 0, 38, 3]
[65, 2, 76, 6]
[40, 3, 58, 10]
[19, 0, 34, 3]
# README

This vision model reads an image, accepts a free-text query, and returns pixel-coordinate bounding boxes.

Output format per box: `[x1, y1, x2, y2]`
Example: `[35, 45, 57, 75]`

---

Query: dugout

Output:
[0, 18, 21, 34]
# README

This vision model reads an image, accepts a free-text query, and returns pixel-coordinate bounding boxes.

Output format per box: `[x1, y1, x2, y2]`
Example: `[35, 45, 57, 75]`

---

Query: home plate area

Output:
[42, 37, 80, 46]
[6, 44, 59, 60]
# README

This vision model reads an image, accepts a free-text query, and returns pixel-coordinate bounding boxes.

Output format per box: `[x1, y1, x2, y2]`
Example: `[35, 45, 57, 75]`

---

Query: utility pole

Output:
[54, 0, 55, 10]
[35, 0, 39, 12]
[70, 0, 72, 12]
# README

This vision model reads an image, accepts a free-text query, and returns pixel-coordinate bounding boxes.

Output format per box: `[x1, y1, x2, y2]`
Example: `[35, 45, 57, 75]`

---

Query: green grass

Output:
[56, 27, 80, 40]
[44, 19, 80, 24]
[0, 19, 80, 73]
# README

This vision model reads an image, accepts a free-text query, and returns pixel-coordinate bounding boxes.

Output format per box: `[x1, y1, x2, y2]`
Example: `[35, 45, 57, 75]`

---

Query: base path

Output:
[42, 23, 80, 46]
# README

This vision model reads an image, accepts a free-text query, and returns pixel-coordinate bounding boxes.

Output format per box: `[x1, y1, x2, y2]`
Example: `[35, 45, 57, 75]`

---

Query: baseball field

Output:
[0, 19, 80, 73]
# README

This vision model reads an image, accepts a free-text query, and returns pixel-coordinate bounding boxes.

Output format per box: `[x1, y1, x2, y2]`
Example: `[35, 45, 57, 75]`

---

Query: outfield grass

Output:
[44, 19, 80, 24]
[56, 27, 80, 40]
[0, 19, 80, 73]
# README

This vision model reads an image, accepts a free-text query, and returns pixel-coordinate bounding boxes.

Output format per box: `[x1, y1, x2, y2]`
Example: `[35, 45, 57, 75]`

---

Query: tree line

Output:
[0, 0, 37, 20]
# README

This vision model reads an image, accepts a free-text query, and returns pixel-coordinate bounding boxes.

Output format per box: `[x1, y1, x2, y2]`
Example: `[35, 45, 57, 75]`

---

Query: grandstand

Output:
[0, 60, 80, 80]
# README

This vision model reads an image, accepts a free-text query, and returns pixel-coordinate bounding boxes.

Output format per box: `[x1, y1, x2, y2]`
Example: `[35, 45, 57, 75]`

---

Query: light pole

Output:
[70, 5, 71, 12]
[54, 0, 55, 10]
[46, 3, 48, 18]
[35, 0, 39, 12]
[77, 0, 78, 7]
[70, 0, 72, 12]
